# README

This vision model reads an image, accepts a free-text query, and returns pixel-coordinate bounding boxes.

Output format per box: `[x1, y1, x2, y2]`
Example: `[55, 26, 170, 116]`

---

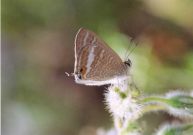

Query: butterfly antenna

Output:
[124, 38, 133, 60]
[126, 40, 138, 59]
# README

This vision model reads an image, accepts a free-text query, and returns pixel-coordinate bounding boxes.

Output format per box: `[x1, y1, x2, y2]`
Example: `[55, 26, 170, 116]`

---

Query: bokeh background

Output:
[2, 0, 193, 135]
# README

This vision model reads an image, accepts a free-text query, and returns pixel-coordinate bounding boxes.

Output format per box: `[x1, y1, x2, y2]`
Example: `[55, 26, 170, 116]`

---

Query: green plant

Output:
[97, 78, 193, 135]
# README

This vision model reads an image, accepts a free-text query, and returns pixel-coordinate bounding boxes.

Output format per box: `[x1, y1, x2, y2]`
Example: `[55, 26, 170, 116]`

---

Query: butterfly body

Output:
[74, 28, 130, 86]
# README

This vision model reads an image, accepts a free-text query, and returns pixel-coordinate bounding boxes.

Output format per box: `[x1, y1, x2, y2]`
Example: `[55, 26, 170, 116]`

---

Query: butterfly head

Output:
[124, 59, 132, 67]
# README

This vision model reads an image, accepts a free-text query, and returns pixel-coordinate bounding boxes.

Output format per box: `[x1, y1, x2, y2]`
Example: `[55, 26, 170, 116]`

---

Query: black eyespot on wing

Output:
[78, 74, 82, 79]
[75, 71, 82, 79]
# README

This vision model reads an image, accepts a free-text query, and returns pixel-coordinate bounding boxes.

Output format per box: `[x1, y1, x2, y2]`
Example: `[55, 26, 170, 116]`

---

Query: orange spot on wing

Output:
[81, 66, 87, 79]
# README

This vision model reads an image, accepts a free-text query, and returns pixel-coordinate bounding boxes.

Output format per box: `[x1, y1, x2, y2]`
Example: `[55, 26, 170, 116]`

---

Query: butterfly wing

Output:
[74, 28, 128, 85]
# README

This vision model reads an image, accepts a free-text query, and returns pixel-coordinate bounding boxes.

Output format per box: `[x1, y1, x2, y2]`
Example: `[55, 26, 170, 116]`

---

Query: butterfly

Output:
[74, 28, 131, 86]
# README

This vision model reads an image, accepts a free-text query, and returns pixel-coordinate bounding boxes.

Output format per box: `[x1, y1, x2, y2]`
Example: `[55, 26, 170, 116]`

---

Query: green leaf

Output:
[156, 123, 193, 135]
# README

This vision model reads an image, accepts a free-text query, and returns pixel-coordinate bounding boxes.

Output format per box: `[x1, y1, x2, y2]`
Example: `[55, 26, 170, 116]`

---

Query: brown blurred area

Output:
[2, 0, 193, 135]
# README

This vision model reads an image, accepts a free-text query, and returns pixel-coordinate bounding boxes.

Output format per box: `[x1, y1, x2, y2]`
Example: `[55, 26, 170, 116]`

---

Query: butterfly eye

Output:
[124, 59, 132, 67]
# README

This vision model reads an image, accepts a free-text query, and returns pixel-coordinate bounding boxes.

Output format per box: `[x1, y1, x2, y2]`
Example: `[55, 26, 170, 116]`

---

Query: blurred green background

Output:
[2, 0, 193, 135]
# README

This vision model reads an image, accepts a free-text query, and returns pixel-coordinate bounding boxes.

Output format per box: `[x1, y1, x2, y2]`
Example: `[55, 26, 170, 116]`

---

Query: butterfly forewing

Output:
[74, 28, 128, 84]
